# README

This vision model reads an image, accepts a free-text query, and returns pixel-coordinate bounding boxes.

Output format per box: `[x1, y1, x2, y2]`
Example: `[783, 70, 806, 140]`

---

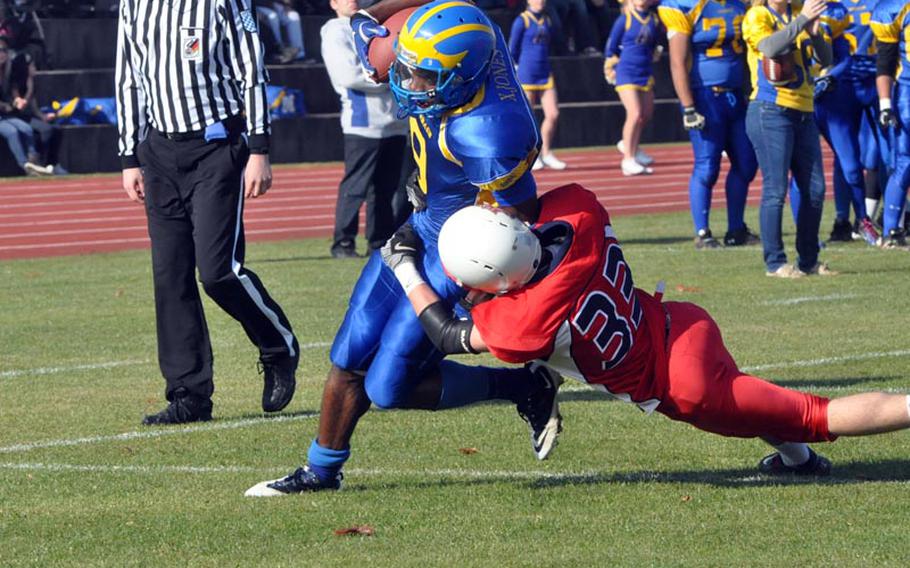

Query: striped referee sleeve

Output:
[225, 0, 270, 153]
[115, 0, 148, 169]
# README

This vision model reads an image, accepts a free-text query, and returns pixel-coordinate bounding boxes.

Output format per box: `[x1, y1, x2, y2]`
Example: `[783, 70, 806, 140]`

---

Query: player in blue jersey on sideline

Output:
[871, 0, 910, 248]
[245, 0, 565, 497]
[604, 0, 664, 176]
[658, 0, 759, 250]
[509, 0, 567, 171]
[807, 0, 881, 245]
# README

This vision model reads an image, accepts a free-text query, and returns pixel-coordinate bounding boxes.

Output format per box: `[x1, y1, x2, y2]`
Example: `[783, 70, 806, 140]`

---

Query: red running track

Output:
[0, 144, 837, 260]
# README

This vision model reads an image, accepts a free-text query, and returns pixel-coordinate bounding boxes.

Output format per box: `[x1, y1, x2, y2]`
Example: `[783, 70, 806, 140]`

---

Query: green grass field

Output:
[3, 207, 910, 567]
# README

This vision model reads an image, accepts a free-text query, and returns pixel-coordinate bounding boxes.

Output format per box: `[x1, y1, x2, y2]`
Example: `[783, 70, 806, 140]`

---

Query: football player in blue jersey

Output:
[871, 0, 910, 247]
[245, 0, 564, 497]
[809, 0, 880, 245]
[658, 0, 759, 250]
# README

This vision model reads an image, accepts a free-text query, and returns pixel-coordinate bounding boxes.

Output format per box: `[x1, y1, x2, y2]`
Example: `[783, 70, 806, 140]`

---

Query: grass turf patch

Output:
[2, 206, 910, 566]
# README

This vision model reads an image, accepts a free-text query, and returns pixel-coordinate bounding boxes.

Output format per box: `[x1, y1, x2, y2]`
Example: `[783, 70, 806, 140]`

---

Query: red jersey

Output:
[472, 184, 668, 412]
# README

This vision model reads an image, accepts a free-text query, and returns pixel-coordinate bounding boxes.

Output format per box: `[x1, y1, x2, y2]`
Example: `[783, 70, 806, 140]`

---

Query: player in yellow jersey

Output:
[743, 0, 837, 278]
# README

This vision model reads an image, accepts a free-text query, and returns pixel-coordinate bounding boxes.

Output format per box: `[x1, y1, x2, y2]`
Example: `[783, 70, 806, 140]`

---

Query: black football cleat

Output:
[878, 229, 910, 250]
[259, 353, 298, 413]
[517, 363, 564, 460]
[244, 465, 342, 496]
[828, 218, 854, 242]
[758, 448, 832, 477]
[142, 388, 213, 425]
[723, 225, 760, 247]
[694, 229, 721, 250]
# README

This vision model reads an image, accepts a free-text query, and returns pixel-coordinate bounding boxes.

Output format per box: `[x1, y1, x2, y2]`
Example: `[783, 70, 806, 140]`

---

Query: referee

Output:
[116, 0, 299, 425]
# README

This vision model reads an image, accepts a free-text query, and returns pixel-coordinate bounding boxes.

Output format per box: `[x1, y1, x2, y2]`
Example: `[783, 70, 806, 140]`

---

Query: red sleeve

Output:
[472, 184, 609, 363]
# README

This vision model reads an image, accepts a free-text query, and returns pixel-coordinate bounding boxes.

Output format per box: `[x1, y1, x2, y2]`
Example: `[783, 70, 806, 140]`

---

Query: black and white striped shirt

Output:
[115, 0, 270, 169]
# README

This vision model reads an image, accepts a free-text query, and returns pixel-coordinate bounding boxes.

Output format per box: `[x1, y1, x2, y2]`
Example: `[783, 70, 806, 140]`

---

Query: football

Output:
[762, 52, 797, 87]
[368, 7, 419, 83]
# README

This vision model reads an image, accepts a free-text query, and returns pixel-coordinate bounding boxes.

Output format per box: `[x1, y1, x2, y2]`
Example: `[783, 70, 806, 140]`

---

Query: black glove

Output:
[405, 169, 427, 213]
[381, 223, 422, 271]
[682, 106, 706, 130]
[813, 74, 836, 99]
[880, 107, 898, 129]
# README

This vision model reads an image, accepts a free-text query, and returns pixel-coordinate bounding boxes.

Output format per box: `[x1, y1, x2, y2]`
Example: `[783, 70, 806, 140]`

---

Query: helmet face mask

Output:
[390, 0, 496, 117]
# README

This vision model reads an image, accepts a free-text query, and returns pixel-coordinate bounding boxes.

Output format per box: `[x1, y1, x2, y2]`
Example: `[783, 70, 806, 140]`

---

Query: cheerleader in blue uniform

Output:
[604, 0, 663, 176]
[510, 0, 566, 170]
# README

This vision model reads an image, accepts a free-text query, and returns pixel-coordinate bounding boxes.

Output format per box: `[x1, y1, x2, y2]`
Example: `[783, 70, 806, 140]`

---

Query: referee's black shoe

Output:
[260, 353, 298, 412]
[142, 388, 213, 425]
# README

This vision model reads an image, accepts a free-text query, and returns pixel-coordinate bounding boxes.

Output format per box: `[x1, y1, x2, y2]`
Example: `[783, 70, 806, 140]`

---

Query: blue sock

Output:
[437, 360, 533, 409]
[307, 439, 350, 482]
[689, 176, 711, 234]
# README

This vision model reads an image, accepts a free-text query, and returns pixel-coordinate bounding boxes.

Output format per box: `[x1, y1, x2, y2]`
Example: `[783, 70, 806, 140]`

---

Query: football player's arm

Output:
[666, 33, 694, 108]
[871, 9, 900, 117]
[381, 224, 488, 354]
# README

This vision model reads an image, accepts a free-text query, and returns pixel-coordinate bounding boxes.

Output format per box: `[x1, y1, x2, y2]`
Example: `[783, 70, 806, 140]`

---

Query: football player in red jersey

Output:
[381, 184, 910, 475]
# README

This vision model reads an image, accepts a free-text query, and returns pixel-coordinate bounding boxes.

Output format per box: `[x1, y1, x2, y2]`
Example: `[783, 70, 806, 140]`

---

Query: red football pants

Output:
[655, 302, 834, 443]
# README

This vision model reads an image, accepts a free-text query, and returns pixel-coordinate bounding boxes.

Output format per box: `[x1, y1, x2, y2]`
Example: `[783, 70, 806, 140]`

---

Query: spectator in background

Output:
[0, 1, 45, 68]
[742, 0, 834, 277]
[257, 0, 307, 63]
[3, 35, 64, 173]
[509, 0, 566, 171]
[604, 0, 663, 176]
[547, 0, 599, 55]
[0, 35, 49, 175]
[321, 0, 410, 258]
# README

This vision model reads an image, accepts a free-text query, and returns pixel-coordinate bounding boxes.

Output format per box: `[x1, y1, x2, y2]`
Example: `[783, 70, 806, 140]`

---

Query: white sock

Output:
[773, 442, 810, 466]
[865, 199, 879, 220]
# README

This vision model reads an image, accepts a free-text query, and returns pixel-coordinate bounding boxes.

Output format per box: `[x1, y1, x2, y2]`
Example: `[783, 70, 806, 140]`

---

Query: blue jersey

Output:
[408, 25, 540, 243]
[840, 0, 879, 80]
[605, 7, 663, 88]
[871, 0, 910, 86]
[509, 10, 553, 86]
[657, 0, 748, 90]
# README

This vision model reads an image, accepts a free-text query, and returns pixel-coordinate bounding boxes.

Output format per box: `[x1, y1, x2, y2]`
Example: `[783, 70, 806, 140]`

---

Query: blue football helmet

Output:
[390, 0, 496, 116]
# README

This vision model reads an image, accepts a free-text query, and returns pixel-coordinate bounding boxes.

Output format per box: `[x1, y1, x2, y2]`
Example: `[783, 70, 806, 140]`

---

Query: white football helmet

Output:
[438, 205, 542, 294]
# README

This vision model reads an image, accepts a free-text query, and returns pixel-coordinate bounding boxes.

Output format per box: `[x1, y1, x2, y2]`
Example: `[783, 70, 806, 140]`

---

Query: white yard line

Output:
[0, 412, 320, 454]
[0, 359, 148, 379]
[760, 293, 859, 306]
[741, 349, 910, 373]
[0, 343, 329, 381]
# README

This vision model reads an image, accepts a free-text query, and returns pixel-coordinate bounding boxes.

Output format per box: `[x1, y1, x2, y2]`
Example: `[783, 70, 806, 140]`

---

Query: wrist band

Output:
[393, 263, 425, 295]
[881, 98, 892, 112]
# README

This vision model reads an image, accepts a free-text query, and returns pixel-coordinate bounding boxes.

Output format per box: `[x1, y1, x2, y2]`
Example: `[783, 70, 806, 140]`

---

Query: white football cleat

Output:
[621, 157, 652, 176]
[540, 153, 567, 170]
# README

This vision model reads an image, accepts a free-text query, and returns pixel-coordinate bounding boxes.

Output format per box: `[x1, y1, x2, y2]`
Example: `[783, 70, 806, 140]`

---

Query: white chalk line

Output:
[1, 348, 906, 456]
[0, 412, 320, 454]
[0, 342, 331, 380]
[760, 293, 859, 306]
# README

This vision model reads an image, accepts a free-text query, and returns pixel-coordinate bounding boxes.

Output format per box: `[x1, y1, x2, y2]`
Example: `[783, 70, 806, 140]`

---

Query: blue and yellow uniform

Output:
[658, 0, 757, 237]
[332, 18, 540, 408]
[743, 1, 818, 112]
[605, 5, 663, 91]
[810, 2, 875, 225]
[871, 0, 910, 235]
[509, 9, 554, 91]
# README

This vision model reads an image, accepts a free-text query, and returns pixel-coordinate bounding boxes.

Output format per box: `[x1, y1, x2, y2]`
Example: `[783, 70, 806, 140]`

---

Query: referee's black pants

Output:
[138, 130, 297, 401]
[332, 134, 408, 253]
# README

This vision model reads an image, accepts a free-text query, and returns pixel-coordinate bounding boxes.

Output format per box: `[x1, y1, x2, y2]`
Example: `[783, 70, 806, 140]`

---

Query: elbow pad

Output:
[417, 302, 478, 355]
[878, 42, 899, 78]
